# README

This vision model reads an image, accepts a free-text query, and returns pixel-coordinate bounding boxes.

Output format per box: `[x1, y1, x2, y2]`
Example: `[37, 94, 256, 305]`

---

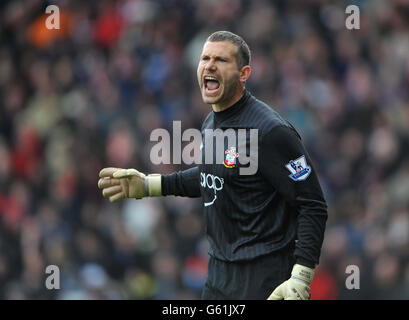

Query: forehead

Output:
[201, 41, 238, 58]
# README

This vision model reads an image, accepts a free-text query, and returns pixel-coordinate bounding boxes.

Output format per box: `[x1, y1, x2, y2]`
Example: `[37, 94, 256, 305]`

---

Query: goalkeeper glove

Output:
[267, 264, 314, 300]
[98, 167, 162, 202]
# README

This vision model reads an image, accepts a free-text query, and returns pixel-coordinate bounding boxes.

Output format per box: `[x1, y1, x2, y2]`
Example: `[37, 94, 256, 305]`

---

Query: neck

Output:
[212, 88, 245, 112]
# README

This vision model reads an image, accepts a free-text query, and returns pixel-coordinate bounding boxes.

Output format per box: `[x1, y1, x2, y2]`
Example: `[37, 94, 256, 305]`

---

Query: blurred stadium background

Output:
[0, 0, 409, 299]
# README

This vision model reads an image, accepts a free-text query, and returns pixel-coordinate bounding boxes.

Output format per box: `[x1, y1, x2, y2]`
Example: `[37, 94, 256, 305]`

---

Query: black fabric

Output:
[201, 245, 296, 300]
[161, 166, 201, 197]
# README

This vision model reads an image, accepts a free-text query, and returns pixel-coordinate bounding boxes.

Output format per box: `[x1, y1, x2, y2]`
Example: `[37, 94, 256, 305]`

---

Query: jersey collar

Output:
[213, 89, 251, 124]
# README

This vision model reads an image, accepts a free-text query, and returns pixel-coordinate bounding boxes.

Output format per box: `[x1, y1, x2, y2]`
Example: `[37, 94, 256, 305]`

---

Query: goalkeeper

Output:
[98, 31, 327, 300]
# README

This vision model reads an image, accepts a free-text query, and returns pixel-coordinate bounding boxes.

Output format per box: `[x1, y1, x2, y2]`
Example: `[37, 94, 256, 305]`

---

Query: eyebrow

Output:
[201, 54, 230, 61]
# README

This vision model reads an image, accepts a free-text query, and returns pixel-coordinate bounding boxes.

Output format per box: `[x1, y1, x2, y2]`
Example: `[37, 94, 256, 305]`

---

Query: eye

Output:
[216, 57, 228, 63]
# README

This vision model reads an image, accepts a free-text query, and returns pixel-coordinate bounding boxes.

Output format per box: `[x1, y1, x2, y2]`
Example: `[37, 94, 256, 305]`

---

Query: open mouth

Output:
[204, 76, 220, 95]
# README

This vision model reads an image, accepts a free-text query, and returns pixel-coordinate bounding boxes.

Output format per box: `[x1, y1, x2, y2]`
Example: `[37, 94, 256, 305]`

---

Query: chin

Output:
[203, 96, 219, 105]
[202, 90, 223, 105]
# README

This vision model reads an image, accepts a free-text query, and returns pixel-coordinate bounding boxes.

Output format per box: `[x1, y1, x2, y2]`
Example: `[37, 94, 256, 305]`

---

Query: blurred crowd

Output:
[0, 0, 409, 299]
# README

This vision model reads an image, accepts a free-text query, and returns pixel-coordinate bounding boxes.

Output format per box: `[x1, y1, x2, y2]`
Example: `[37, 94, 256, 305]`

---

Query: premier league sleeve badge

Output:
[285, 155, 311, 181]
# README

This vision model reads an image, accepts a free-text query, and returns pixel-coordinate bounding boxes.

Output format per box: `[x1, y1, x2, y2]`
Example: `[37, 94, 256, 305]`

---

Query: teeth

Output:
[204, 76, 218, 81]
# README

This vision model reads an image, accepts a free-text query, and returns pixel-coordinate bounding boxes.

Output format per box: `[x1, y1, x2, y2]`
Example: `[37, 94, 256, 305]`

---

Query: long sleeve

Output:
[258, 125, 328, 267]
[161, 166, 201, 198]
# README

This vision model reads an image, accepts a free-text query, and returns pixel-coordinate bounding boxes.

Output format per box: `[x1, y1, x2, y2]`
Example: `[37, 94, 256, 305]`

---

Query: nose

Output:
[205, 58, 217, 71]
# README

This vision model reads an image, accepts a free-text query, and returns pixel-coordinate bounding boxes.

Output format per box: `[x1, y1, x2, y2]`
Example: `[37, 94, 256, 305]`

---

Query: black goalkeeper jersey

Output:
[162, 90, 327, 267]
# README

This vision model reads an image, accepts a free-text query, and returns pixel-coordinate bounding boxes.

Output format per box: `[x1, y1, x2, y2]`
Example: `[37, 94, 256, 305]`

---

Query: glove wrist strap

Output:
[147, 174, 162, 197]
[291, 264, 315, 285]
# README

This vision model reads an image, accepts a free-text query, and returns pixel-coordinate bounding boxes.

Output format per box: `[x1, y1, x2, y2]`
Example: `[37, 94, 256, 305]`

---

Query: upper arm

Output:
[258, 125, 324, 204]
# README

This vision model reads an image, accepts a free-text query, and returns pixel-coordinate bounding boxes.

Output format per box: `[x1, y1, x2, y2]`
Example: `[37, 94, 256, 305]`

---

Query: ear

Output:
[239, 65, 251, 83]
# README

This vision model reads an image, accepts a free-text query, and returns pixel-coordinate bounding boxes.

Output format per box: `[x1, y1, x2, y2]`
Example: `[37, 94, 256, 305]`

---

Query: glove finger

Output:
[302, 289, 311, 300]
[112, 169, 130, 178]
[268, 292, 283, 300]
[102, 185, 123, 198]
[113, 168, 144, 179]
[288, 287, 308, 300]
[98, 177, 120, 189]
[267, 283, 285, 300]
[109, 191, 126, 202]
[99, 167, 121, 178]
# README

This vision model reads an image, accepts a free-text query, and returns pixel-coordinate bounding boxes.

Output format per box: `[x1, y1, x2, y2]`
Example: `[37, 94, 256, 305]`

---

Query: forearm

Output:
[294, 196, 328, 267]
[161, 166, 201, 197]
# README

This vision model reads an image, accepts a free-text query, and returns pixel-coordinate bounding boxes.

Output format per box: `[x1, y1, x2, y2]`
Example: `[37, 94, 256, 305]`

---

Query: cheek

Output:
[197, 63, 205, 76]
[197, 67, 203, 85]
[223, 71, 239, 86]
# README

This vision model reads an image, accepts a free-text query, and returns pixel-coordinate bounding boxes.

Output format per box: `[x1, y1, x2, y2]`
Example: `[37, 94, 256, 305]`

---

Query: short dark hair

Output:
[206, 31, 251, 69]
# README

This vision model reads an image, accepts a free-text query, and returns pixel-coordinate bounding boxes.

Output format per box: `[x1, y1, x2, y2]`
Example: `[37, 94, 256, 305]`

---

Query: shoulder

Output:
[245, 93, 300, 138]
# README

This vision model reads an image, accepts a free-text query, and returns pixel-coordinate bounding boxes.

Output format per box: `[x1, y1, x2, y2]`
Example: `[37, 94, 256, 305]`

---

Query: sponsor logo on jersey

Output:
[285, 155, 311, 181]
[200, 172, 224, 207]
[224, 146, 239, 168]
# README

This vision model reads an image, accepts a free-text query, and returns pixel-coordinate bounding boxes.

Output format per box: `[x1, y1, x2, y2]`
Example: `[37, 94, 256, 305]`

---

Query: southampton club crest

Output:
[285, 155, 311, 181]
[224, 146, 239, 168]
